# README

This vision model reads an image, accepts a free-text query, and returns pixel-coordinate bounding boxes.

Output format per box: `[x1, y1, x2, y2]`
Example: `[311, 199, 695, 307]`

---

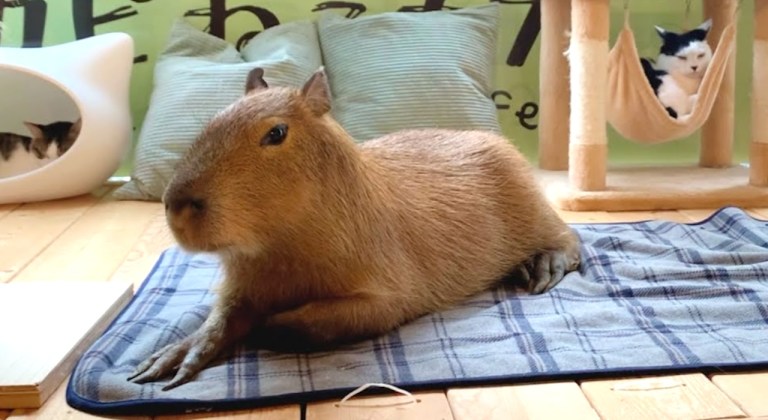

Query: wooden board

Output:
[0, 282, 133, 409]
[447, 382, 600, 420]
[748, 208, 768, 220]
[155, 405, 299, 420]
[538, 165, 768, 212]
[0, 194, 104, 283]
[107, 204, 176, 289]
[306, 391, 453, 420]
[11, 199, 158, 282]
[580, 374, 746, 420]
[7, 375, 147, 420]
[0, 204, 20, 222]
[711, 372, 768, 417]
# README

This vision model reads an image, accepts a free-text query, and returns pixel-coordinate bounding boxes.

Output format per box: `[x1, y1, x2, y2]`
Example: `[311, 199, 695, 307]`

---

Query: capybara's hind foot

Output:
[516, 247, 580, 294]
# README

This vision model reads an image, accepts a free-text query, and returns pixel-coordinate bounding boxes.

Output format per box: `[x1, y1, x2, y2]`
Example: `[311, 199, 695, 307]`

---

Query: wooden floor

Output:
[2, 186, 768, 420]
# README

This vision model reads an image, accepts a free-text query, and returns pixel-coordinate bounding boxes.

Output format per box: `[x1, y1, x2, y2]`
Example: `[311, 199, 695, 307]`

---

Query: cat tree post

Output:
[699, 0, 737, 168]
[568, 0, 609, 190]
[751, 0, 768, 186]
[538, 0, 571, 170]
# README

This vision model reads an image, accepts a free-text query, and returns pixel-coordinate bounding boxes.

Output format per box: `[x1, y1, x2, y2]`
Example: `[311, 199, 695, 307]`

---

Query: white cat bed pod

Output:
[0, 33, 134, 205]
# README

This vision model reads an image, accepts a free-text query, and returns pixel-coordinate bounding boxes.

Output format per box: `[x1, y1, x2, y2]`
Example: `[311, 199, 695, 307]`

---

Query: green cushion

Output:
[316, 3, 501, 142]
[113, 19, 322, 201]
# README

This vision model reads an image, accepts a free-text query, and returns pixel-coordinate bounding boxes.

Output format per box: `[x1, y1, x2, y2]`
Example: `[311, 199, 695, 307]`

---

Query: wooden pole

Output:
[568, 0, 609, 191]
[751, 0, 768, 186]
[700, 0, 737, 168]
[538, 0, 571, 170]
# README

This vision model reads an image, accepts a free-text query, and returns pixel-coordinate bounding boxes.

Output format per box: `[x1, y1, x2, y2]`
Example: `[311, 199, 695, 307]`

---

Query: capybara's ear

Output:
[245, 67, 269, 94]
[301, 66, 331, 116]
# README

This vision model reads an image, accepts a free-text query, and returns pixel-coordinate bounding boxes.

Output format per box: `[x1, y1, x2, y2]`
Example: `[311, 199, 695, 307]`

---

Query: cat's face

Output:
[23, 118, 81, 158]
[654, 19, 713, 77]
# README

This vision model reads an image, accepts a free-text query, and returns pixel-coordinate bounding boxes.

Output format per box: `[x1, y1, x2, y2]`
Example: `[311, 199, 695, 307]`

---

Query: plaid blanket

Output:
[67, 207, 768, 415]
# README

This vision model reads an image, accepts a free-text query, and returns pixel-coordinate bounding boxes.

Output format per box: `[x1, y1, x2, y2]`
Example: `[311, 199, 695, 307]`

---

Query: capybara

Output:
[128, 67, 581, 390]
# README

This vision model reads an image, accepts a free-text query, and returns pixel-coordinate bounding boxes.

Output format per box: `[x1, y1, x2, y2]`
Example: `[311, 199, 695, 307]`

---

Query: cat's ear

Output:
[654, 25, 669, 39]
[245, 67, 268, 94]
[697, 18, 713, 33]
[23, 122, 43, 139]
[68, 118, 82, 142]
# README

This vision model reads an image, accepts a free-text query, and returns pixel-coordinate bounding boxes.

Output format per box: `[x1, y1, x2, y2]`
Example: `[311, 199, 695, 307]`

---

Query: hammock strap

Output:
[622, 0, 630, 26]
[623, 0, 742, 29]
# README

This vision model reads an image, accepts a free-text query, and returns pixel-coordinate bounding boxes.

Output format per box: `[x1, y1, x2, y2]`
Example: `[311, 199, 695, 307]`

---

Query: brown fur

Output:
[129, 67, 581, 390]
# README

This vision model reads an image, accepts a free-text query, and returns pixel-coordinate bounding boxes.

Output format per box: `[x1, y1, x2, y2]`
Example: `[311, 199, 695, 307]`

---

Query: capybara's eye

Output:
[261, 124, 288, 147]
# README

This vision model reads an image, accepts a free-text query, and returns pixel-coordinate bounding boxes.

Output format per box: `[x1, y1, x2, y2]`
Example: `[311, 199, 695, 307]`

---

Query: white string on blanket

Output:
[335, 383, 420, 408]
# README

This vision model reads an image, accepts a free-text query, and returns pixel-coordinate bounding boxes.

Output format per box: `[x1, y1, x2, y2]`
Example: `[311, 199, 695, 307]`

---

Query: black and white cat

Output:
[640, 19, 713, 119]
[0, 118, 81, 178]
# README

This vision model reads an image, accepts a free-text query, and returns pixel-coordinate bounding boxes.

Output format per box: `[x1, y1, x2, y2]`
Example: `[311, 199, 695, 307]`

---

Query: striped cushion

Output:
[317, 4, 501, 142]
[113, 19, 322, 201]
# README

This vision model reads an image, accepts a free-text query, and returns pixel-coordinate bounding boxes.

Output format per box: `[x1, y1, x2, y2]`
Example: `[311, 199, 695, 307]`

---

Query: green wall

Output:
[0, 1, 754, 175]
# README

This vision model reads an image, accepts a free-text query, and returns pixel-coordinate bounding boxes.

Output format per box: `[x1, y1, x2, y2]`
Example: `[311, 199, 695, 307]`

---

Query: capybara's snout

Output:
[164, 188, 206, 218]
[162, 180, 209, 244]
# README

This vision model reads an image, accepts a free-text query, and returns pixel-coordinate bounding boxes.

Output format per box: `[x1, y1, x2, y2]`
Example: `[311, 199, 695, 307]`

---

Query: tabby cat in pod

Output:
[0, 118, 81, 178]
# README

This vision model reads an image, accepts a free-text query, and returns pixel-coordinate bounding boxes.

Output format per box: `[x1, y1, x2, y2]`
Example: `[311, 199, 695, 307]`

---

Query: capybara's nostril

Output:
[167, 195, 206, 215]
[189, 198, 206, 212]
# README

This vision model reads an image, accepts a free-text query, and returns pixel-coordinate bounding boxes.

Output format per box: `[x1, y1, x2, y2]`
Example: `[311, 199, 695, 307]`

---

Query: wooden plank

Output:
[747, 208, 768, 220]
[307, 391, 453, 420]
[0, 193, 105, 283]
[11, 198, 158, 283]
[678, 208, 721, 223]
[0, 282, 133, 409]
[156, 405, 300, 419]
[6, 368, 296, 420]
[580, 373, 746, 420]
[674, 208, 768, 223]
[7, 375, 145, 419]
[556, 210, 611, 224]
[108, 203, 176, 289]
[447, 382, 600, 420]
[712, 372, 768, 417]
[600, 210, 696, 223]
[0, 203, 20, 222]
[560, 210, 696, 225]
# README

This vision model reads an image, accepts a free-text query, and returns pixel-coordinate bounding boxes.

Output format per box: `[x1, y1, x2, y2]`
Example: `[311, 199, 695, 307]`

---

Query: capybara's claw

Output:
[128, 341, 187, 384]
[526, 247, 580, 294]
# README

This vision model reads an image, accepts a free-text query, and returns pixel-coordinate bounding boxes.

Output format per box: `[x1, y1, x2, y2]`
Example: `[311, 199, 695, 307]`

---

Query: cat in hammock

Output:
[640, 18, 713, 119]
[0, 119, 82, 178]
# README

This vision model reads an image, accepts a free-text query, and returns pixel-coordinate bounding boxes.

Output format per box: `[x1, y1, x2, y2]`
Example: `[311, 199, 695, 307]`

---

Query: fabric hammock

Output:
[606, 13, 737, 143]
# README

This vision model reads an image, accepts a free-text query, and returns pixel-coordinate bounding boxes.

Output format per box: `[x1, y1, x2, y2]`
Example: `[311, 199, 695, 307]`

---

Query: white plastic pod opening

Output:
[0, 32, 134, 205]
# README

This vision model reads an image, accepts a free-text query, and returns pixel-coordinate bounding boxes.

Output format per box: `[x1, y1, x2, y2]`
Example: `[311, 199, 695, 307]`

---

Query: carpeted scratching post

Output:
[700, 0, 737, 168]
[751, 0, 768, 186]
[568, 0, 609, 191]
[538, 0, 571, 171]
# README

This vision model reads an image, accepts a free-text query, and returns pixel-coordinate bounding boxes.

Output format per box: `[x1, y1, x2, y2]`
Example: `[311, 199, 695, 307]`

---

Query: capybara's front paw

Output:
[127, 330, 224, 391]
[518, 247, 580, 294]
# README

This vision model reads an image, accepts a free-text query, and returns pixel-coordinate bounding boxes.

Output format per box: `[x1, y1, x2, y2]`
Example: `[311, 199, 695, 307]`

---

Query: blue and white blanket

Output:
[67, 207, 768, 415]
